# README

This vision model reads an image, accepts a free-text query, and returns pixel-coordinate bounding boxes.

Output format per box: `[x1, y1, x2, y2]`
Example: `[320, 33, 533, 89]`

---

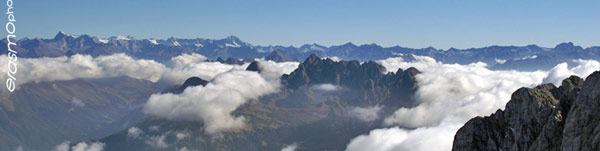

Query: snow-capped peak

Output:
[148, 39, 158, 45]
[109, 35, 133, 41]
[55, 31, 80, 39]
[98, 39, 109, 43]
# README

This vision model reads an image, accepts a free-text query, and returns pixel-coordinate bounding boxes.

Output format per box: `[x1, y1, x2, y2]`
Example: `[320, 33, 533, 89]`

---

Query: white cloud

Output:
[346, 124, 458, 151]
[281, 143, 298, 151]
[168, 53, 207, 69]
[68, 97, 86, 112]
[346, 127, 408, 151]
[71, 97, 85, 107]
[144, 70, 279, 134]
[346, 56, 600, 151]
[127, 127, 144, 139]
[253, 59, 300, 75]
[543, 59, 600, 85]
[326, 56, 342, 62]
[175, 131, 189, 141]
[158, 60, 246, 85]
[54, 141, 70, 151]
[177, 147, 191, 151]
[158, 53, 247, 85]
[71, 142, 105, 151]
[377, 55, 439, 74]
[54, 141, 105, 151]
[145, 135, 168, 148]
[0, 53, 168, 94]
[311, 83, 340, 91]
[249, 59, 300, 82]
[514, 55, 537, 60]
[0, 53, 300, 96]
[349, 106, 382, 122]
[495, 58, 507, 64]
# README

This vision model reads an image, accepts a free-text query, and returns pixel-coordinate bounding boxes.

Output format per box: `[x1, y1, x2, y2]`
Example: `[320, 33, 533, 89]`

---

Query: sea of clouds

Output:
[0, 53, 300, 149]
[345, 55, 599, 151]
[2, 53, 598, 150]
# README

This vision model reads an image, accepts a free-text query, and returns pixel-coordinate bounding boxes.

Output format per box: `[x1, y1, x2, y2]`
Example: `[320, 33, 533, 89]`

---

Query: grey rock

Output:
[452, 72, 600, 151]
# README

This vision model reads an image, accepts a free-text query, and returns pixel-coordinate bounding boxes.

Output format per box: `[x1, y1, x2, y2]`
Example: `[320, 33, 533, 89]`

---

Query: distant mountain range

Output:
[2, 31, 599, 70]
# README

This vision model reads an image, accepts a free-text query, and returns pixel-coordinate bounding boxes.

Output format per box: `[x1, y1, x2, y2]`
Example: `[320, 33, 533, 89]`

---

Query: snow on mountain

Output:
[148, 39, 158, 45]
[109, 35, 133, 41]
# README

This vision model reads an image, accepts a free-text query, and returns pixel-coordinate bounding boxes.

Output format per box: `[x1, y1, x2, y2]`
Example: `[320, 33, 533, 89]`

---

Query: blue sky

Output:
[13, 0, 600, 49]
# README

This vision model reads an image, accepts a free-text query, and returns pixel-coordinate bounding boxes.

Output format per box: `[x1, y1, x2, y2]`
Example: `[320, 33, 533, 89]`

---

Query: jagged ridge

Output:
[453, 71, 600, 151]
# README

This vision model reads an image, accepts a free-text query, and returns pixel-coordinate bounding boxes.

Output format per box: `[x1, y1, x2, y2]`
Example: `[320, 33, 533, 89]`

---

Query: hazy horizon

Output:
[15, 31, 595, 50]
[16, 0, 600, 49]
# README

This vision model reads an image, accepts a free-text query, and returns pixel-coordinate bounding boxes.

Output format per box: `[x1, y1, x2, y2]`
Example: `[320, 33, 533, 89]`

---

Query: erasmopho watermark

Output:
[5, 0, 17, 92]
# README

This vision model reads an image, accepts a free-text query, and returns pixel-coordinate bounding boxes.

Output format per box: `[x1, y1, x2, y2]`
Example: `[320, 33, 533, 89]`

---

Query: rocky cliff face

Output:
[282, 54, 420, 107]
[453, 71, 600, 151]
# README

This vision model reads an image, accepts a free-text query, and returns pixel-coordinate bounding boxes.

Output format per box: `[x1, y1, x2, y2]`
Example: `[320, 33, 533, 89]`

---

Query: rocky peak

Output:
[53, 31, 85, 41]
[53, 31, 70, 40]
[265, 50, 297, 62]
[246, 61, 262, 73]
[341, 42, 357, 48]
[303, 54, 321, 65]
[225, 35, 241, 43]
[283, 54, 419, 94]
[215, 57, 245, 65]
[453, 71, 600, 151]
[554, 42, 583, 51]
[163, 77, 208, 94]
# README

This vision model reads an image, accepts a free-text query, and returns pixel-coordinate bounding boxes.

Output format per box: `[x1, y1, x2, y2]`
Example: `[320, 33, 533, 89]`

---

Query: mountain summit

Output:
[283, 54, 419, 107]
[453, 71, 600, 151]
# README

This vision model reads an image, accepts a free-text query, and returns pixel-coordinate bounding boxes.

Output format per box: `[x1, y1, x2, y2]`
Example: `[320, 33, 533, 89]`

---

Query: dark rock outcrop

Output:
[246, 61, 262, 73]
[281, 54, 420, 107]
[163, 77, 208, 94]
[453, 71, 600, 151]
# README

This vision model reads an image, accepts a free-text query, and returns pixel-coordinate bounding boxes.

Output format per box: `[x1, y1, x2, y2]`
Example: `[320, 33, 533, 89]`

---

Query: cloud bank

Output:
[0, 53, 299, 96]
[0, 53, 167, 93]
[143, 70, 279, 133]
[345, 56, 599, 151]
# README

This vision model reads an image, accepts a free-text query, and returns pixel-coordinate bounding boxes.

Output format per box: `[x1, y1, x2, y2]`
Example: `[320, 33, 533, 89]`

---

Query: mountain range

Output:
[96, 55, 420, 151]
[2, 31, 599, 70]
[2, 32, 599, 150]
